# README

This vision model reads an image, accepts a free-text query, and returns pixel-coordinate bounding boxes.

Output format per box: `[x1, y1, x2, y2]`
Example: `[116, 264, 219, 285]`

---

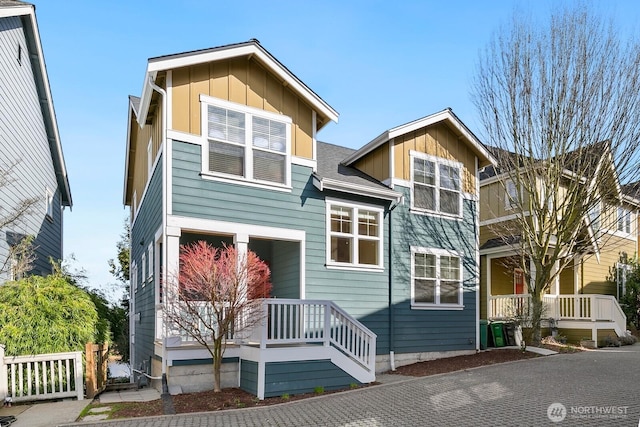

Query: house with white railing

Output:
[123, 40, 495, 399]
[479, 148, 636, 346]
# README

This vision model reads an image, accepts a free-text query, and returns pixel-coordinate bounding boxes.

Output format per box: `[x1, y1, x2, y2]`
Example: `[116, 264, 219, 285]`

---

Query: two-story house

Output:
[124, 40, 494, 399]
[479, 146, 632, 346]
[0, 0, 72, 282]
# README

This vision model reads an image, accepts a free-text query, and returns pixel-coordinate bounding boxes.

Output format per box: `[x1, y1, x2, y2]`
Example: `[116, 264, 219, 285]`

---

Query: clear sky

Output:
[31, 0, 640, 302]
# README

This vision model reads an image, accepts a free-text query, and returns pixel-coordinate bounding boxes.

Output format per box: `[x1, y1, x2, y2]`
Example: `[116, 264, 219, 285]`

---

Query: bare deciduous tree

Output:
[164, 242, 271, 392]
[472, 8, 640, 343]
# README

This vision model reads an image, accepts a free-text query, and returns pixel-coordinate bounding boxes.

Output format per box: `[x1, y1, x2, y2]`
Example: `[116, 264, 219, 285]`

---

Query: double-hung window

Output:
[411, 152, 462, 217]
[505, 179, 518, 210]
[326, 200, 383, 269]
[411, 247, 463, 308]
[202, 96, 291, 187]
[617, 207, 632, 234]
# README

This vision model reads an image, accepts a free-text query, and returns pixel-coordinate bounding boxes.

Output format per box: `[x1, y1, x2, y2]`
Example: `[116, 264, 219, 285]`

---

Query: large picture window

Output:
[411, 247, 462, 308]
[202, 97, 291, 187]
[326, 200, 383, 269]
[411, 153, 462, 217]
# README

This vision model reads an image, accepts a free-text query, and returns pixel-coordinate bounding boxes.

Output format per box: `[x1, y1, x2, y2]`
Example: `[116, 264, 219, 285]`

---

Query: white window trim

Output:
[505, 179, 517, 211]
[617, 207, 632, 234]
[409, 151, 463, 219]
[325, 198, 384, 271]
[147, 243, 153, 281]
[132, 262, 138, 293]
[616, 262, 632, 300]
[199, 95, 292, 189]
[410, 246, 464, 310]
[141, 252, 146, 288]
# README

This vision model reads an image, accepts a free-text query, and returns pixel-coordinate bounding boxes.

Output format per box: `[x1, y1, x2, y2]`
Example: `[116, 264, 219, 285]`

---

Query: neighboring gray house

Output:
[0, 1, 72, 281]
[124, 40, 494, 399]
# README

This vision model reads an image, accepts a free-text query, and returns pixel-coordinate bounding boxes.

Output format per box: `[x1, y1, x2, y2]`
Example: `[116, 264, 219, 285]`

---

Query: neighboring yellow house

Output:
[479, 149, 636, 346]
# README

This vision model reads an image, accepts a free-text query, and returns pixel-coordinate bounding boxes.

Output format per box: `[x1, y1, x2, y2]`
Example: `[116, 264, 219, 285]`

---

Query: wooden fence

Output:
[85, 342, 108, 399]
[0, 344, 84, 402]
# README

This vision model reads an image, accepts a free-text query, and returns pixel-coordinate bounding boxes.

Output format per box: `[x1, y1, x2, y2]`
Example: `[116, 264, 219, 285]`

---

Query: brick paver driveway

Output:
[66, 344, 640, 427]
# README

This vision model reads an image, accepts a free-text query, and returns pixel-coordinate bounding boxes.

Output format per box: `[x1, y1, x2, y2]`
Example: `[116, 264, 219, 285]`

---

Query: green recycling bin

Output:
[479, 320, 488, 350]
[490, 322, 506, 347]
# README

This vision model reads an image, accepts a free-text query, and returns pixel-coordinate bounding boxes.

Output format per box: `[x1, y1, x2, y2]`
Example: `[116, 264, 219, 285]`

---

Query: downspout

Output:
[388, 197, 402, 371]
[148, 76, 168, 393]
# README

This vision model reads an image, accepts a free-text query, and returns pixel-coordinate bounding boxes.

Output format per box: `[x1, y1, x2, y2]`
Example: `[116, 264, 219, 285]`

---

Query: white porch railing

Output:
[0, 345, 84, 402]
[489, 294, 627, 333]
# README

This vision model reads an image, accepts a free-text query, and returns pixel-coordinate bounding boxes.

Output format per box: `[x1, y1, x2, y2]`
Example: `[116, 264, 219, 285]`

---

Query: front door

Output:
[514, 268, 525, 294]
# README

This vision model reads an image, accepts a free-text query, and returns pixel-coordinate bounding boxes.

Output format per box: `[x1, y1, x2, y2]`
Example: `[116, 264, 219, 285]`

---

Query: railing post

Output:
[0, 344, 7, 401]
[260, 300, 268, 349]
[590, 295, 595, 321]
[324, 303, 331, 347]
[85, 343, 96, 399]
[75, 351, 84, 401]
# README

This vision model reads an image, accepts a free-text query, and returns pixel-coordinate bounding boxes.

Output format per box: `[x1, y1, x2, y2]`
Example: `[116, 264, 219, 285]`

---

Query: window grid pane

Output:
[209, 141, 244, 176]
[358, 210, 379, 237]
[331, 207, 353, 234]
[208, 106, 245, 144]
[331, 236, 352, 263]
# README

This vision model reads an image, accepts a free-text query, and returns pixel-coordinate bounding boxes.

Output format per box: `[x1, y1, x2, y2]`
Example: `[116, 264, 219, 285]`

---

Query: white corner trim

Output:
[292, 156, 317, 170]
[167, 130, 202, 145]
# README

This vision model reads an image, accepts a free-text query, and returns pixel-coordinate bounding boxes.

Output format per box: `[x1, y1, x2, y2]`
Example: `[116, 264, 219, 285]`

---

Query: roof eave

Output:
[14, 4, 72, 207]
[343, 109, 496, 167]
[312, 174, 402, 204]
[136, 41, 338, 128]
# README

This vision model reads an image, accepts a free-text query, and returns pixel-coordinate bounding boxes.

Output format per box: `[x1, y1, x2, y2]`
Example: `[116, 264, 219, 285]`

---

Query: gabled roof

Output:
[313, 142, 402, 203]
[136, 39, 339, 129]
[0, 1, 72, 207]
[342, 108, 496, 168]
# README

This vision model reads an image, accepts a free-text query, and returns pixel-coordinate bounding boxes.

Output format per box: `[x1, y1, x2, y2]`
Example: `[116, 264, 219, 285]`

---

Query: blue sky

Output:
[31, 0, 640, 301]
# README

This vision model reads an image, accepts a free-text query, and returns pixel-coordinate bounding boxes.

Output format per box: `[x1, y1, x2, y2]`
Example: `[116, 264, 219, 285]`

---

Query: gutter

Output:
[312, 174, 403, 204]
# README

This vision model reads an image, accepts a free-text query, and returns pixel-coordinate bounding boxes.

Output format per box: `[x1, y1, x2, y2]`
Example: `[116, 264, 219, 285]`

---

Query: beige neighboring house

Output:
[479, 147, 635, 346]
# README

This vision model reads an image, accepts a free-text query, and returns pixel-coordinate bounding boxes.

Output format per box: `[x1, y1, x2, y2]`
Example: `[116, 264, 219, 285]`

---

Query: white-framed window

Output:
[505, 179, 518, 210]
[410, 152, 462, 217]
[617, 207, 632, 234]
[326, 199, 383, 270]
[131, 262, 138, 293]
[141, 252, 146, 288]
[147, 243, 153, 281]
[201, 96, 292, 187]
[411, 247, 463, 309]
[45, 187, 54, 220]
[616, 262, 632, 300]
[588, 202, 601, 235]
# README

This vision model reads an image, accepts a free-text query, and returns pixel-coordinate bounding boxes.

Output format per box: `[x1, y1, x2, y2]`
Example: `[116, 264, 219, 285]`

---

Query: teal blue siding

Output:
[389, 187, 478, 354]
[172, 141, 390, 352]
[131, 158, 163, 370]
[270, 241, 300, 299]
[240, 360, 258, 395]
[264, 360, 359, 397]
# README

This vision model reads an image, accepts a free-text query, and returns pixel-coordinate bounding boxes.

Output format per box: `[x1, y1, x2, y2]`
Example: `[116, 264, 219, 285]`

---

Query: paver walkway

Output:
[61, 344, 640, 427]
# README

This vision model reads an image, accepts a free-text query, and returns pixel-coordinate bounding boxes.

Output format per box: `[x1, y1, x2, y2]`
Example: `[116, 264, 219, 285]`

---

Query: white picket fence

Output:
[0, 344, 84, 402]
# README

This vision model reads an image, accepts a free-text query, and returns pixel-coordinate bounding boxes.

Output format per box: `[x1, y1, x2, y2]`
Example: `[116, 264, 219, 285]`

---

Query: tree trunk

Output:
[529, 291, 545, 346]
[213, 337, 222, 392]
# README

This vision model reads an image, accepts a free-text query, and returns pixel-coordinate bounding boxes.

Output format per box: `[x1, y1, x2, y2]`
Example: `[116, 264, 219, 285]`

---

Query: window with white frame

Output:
[203, 97, 291, 186]
[617, 207, 632, 234]
[147, 243, 153, 281]
[616, 262, 631, 300]
[505, 179, 517, 210]
[588, 202, 601, 235]
[327, 200, 383, 268]
[131, 262, 138, 293]
[411, 247, 462, 308]
[411, 153, 462, 217]
[141, 252, 146, 287]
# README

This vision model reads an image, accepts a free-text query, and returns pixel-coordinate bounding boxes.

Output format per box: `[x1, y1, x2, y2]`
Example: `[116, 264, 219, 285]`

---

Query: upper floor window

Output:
[505, 179, 517, 210]
[410, 152, 462, 217]
[411, 247, 463, 309]
[326, 199, 383, 270]
[588, 202, 601, 235]
[202, 96, 291, 187]
[617, 207, 632, 234]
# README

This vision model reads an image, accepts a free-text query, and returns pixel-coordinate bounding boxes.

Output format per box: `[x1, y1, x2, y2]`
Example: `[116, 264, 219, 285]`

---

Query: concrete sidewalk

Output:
[0, 399, 89, 427]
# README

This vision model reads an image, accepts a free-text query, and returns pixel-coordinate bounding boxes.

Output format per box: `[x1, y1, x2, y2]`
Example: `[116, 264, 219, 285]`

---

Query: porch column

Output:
[234, 233, 249, 302]
[550, 261, 560, 296]
[163, 227, 181, 376]
[486, 256, 493, 319]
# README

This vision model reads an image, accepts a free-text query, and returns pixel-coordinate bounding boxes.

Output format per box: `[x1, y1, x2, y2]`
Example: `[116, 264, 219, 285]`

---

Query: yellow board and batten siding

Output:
[128, 104, 162, 211]
[393, 124, 477, 194]
[353, 143, 390, 183]
[580, 235, 635, 295]
[170, 58, 315, 159]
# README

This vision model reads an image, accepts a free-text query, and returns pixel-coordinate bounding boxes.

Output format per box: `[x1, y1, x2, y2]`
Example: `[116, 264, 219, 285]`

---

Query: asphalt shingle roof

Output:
[316, 141, 391, 191]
